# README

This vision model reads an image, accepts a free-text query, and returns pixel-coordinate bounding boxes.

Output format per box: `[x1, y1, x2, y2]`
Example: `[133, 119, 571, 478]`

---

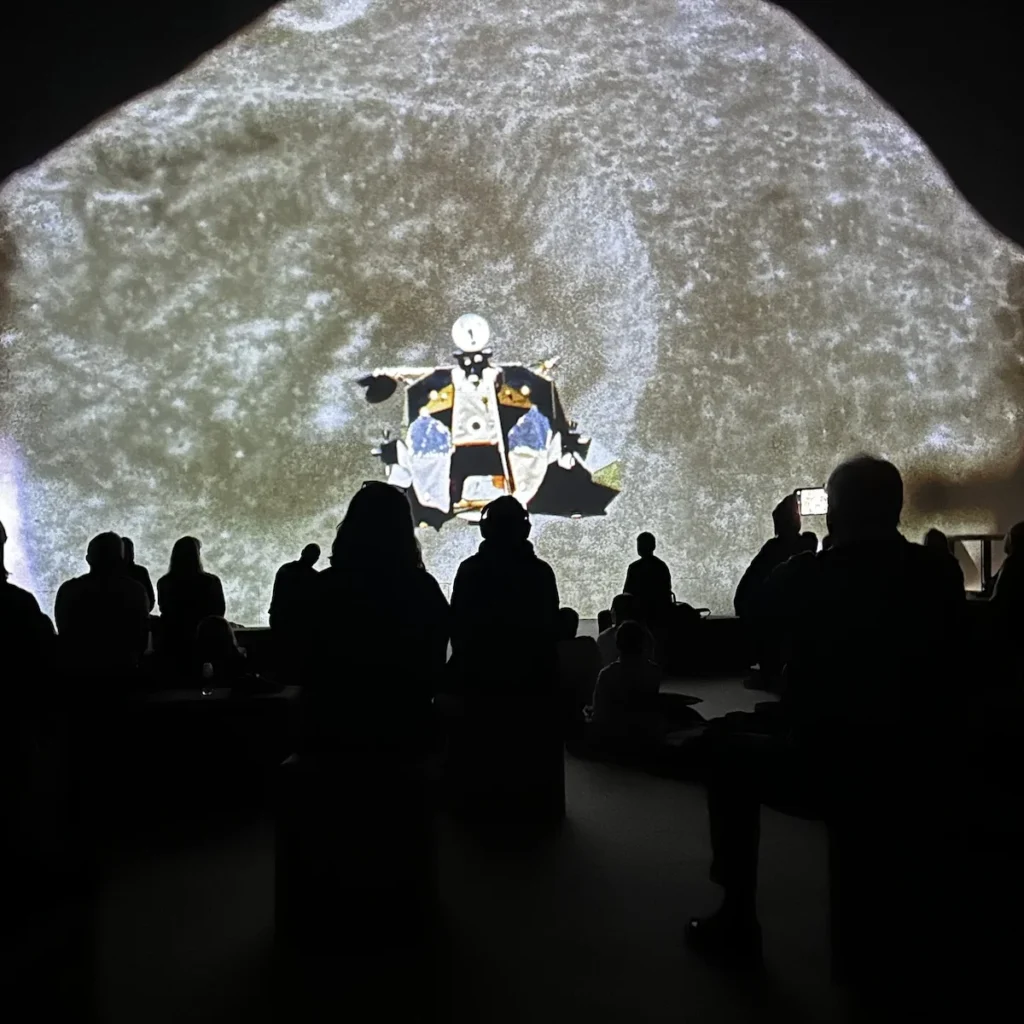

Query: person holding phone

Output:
[687, 455, 967, 986]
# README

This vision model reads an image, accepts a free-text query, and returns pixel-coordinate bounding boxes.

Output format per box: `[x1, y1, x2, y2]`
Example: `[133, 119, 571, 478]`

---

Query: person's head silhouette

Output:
[300, 543, 320, 567]
[169, 536, 203, 575]
[558, 606, 580, 641]
[772, 494, 800, 539]
[637, 532, 656, 557]
[332, 481, 419, 572]
[196, 615, 240, 663]
[799, 531, 818, 553]
[87, 532, 125, 574]
[122, 536, 137, 565]
[0, 519, 7, 580]
[615, 619, 646, 660]
[825, 454, 903, 546]
[611, 592, 637, 626]
[479, 495, 530, 545]
[1005, 521, 1024, 557]
[923, 528, 950, 553]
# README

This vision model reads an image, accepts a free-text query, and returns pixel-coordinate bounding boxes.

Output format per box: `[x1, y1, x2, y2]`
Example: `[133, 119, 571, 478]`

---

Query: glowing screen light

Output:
[0, 0, 1021, 622]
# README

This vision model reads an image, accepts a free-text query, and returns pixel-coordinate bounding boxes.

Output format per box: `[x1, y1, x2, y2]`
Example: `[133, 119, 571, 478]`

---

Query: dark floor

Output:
[9, 677, 1019, 1022]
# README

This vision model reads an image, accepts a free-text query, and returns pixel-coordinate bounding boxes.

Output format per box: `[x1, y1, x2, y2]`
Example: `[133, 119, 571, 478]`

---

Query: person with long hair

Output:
[301, 482, 449, 756]
[156, 536, 226, 671]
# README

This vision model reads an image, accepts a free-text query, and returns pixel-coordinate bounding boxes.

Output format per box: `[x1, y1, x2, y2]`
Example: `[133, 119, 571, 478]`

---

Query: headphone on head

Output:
[479, 497, 531, 541]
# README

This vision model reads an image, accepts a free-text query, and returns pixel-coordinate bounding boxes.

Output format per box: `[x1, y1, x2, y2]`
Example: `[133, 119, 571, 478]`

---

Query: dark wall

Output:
[1, 2, 1022, 247]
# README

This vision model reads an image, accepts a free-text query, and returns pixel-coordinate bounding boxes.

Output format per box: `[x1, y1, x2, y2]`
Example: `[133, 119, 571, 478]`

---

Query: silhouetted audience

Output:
[990, 521, 1024, 610]
[302, 482, 449, 756]
[587, 620, 664, 750]
[623, 532, 673, 626]
[733, 494, 804, 618]
[269, 543, 320, 672]
[1, 519, 56, 676]
[687, 455, 966, 977]
[194, 615, 267, 691]
[799, 530, 818, 553]
[597, 608, 613, 633]
[450, 496, 560, 696]
[55, 532, 150, 684]
[733, 493, 806, 686]
[269, 543, 320, 630]
[598, 593, 654, 667]
[923, 527, 965, 591]
[156, 537, 226, 671]
[122, 536, 155, 612]
[556, 607, 602, 744]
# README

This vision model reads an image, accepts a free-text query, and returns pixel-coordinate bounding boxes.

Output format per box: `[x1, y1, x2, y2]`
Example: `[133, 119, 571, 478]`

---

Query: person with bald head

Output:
[687, 455, 965, 972]
[55, 531, 150, 683]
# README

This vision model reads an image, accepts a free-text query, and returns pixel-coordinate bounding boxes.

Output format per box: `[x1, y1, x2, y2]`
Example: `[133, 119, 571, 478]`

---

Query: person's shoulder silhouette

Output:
[734, 494, 804, 617]
[55, 531, 149, 674]
[1, 519, 55, 659]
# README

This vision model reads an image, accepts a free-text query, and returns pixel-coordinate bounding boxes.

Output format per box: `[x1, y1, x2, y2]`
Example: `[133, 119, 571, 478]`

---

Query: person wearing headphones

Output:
[449, 495, 560, 697]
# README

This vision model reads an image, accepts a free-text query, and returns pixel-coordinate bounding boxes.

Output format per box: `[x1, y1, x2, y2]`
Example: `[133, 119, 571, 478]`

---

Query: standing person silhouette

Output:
[623, 532, 673, 627]
[122, 537, 155, 612]
[449, 496, 560, 696]
[686, 455, 966, 990]
[269, 543, 320, 671]
[55, 532, 150, 685]
[302, 483, 449, 757]
[733, 493, 806, 688]
[447, 496, 564, 824]
[156, 537, 225, 673]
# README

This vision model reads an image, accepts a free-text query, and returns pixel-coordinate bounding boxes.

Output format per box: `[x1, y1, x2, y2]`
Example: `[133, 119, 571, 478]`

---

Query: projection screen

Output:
[1, 0, 1022, 623]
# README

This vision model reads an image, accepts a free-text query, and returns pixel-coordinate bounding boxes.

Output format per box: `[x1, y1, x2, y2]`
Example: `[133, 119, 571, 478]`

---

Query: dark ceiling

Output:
[1, 1, 1021, 247]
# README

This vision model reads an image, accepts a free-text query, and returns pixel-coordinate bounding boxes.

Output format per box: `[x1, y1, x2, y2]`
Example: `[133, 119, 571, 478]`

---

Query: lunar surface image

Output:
[1, 0, 1022, 622]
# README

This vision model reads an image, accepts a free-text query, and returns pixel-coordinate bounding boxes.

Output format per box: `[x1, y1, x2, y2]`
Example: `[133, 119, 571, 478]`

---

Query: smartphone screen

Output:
[797, 487, 828, 516]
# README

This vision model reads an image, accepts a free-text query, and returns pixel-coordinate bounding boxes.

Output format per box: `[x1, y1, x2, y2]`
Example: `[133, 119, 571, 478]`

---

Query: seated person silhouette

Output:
[301, 482, 449, 758]
[586, 620, 664, 753]
[685, 455, 966, 969]
[156, 537, 226, 672]
[55, 532, 150, 686]
[597, 593, 654, 667]
[194, 615, 269, 692]
[449, 496, 560, 697]
[623, 532, 673, 627]
[556, 607, 602, 744]
[923, 527, 965, 591]
[1, 518, 56, 676]
[122, 536, 155, 612]
[733, 493, 806, 687]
